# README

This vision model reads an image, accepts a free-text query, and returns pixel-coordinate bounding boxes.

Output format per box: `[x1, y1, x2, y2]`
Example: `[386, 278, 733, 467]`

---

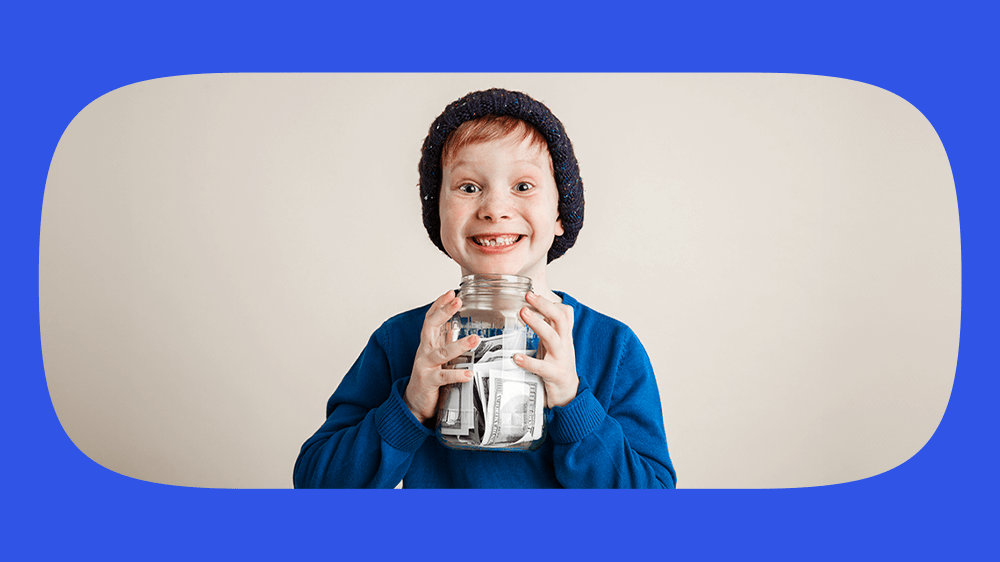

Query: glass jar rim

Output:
[459, 273, 532, 286]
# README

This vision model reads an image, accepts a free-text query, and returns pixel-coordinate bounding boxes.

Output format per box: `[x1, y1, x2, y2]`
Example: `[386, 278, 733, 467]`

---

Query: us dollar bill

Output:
[480, 369, 544, 447]
[438, 380, 475, 436]
[442, 327, 545, 447]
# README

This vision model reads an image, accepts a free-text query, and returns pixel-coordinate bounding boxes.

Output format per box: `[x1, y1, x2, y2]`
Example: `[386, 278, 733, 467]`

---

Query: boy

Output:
[294, 88, 676, 488]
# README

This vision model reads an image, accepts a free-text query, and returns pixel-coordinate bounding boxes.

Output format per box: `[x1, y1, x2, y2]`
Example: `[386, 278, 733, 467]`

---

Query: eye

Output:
[458, 183, 480, 194]
[514, 182, 533, 192]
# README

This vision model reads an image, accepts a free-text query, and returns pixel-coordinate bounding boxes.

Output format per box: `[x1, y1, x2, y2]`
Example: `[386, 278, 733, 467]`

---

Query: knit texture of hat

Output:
[418, 88, 584, 263]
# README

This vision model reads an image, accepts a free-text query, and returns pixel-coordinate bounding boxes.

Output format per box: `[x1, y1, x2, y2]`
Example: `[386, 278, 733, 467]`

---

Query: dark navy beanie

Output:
[418, 88, 584, 263]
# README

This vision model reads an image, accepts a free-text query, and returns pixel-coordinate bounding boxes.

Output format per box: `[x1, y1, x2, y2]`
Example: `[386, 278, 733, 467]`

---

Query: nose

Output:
[477, 188, 513, 221]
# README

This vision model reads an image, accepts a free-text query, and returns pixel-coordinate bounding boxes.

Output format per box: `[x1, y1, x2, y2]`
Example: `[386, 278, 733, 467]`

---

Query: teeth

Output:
[475, 235, 518, 247]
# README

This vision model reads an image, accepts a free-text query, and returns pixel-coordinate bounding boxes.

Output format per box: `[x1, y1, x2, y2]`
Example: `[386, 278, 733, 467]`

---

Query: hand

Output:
[514, 291, 579, 408]
[403, 290, 479, 424]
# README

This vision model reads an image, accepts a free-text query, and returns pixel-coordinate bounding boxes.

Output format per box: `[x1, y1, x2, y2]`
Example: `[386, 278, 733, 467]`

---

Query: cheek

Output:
[438, 218, 461, 260]
[438, 202, 464, 241]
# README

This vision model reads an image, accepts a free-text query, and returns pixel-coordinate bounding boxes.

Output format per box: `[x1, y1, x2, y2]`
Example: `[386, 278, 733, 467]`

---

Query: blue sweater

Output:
[293, 292, 676, 488]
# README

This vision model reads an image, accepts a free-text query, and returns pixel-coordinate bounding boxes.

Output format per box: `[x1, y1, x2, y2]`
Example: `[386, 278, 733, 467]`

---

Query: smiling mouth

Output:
[471, 235, 524, 247]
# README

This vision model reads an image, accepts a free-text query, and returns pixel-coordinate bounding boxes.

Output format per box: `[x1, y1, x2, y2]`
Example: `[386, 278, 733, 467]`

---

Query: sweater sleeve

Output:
[548, 327, 677, 489]
[293, 326, 433, 488]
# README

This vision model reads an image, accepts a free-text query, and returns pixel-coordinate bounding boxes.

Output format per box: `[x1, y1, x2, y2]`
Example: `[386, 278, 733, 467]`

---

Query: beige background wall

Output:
[39, 74, 959, 488]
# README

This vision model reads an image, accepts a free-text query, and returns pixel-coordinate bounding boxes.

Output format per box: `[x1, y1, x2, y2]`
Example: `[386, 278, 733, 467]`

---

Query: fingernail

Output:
[468, 335, 479, 346]
[514, 354, 524, 363]
[465, 370, 473, 378]
[522, 308, 533, 318]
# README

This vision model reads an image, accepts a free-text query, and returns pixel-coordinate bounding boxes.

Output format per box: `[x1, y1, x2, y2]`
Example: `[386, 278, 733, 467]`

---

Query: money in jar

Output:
[436, 274, 548, 451]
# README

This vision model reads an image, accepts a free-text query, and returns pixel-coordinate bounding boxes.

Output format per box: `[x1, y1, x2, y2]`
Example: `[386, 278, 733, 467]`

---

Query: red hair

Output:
[441, 115, 552, 171]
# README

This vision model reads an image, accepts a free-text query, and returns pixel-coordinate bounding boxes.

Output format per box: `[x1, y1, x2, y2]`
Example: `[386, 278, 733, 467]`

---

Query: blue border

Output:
[3, 2, 996, 559]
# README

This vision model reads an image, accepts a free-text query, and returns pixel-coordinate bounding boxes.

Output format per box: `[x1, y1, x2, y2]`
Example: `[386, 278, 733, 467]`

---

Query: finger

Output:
[435, 368, 474, 387]
[519, 306, 562, 356]
[525, 291, 574, 337]
[428, 333, 479, 367]
[513, 352, 554, 381]
[435, 289, 455, 304]
[422, 291, 461, 341]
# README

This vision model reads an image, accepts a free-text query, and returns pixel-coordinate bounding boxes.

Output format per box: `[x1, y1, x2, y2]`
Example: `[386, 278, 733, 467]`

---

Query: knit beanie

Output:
[418, 88, 584, 263]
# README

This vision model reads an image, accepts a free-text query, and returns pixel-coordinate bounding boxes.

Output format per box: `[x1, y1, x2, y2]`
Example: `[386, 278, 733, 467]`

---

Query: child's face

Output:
[439, 134, 564, 283]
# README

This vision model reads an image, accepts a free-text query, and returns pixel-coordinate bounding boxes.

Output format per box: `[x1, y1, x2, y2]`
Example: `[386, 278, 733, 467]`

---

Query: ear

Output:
[555, 217, 565, 237]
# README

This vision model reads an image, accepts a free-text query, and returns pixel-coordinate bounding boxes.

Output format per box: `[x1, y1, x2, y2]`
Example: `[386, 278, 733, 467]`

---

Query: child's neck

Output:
[531, 283, 562, 303]
[526, 278, 562, 304]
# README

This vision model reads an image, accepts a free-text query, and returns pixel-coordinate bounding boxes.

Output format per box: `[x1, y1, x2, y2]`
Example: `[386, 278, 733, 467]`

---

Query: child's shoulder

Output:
[364, 301, 437, 354]
[378, 301, 434, 334]
[556, 292, 637, 343]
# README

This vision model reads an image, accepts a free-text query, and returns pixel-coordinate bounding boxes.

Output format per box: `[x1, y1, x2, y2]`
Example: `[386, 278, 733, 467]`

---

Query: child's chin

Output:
[466, 268, 519, 276]
[462, 262, 523, 277]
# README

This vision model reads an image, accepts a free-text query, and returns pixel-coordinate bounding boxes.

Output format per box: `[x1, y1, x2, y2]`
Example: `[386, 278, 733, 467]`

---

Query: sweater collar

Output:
[552, 291, 577, 308]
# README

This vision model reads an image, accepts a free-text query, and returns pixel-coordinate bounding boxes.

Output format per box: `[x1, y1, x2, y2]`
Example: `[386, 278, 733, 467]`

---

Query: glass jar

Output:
[436, 274, 547, 451]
